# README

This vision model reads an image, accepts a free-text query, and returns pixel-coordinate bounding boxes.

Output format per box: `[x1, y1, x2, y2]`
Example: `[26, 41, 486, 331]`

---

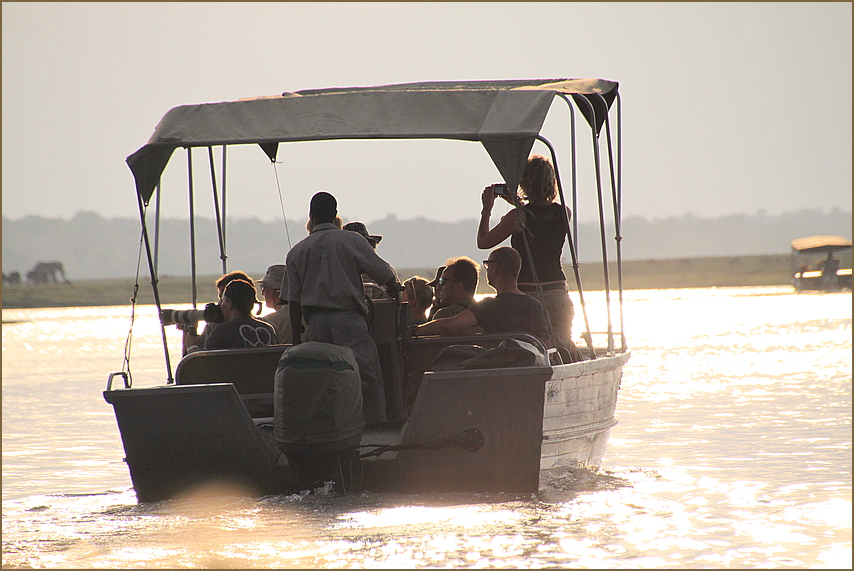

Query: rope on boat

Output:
[116, 204, 151, 388]
[271, 159, 293, 250]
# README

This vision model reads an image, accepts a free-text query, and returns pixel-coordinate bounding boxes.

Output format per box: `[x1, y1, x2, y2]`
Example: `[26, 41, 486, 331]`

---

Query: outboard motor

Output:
[274, 342, 364, 492]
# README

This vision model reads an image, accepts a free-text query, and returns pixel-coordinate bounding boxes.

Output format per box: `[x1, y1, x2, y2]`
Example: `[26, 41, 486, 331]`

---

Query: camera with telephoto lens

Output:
[160, 302, 223, 331]
[491, 183, 508, 196]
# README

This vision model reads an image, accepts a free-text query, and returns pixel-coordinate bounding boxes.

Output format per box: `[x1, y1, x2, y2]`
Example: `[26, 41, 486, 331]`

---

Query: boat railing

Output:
[795, 268, 851, 279]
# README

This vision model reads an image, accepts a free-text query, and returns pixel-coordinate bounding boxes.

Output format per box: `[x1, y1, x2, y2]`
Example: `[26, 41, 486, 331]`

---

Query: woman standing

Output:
[477, 154, 574, 352]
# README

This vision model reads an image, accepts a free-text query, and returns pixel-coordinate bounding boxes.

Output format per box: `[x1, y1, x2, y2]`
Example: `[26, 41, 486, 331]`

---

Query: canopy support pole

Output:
[557, 95, 579, 249]
[221, 145, 228, 266]
[602, 93, 626, 352]
[537, 135, 596, 360]
[187, 148, 198, 308]
[208, 146, 228, 275]
[137, 191, 174, 383]
[153, 181, 161, 274]
[573, 96, 614, 355]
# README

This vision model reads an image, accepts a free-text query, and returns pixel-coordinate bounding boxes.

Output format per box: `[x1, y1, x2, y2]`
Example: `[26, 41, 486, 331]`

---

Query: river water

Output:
[2, 286, 851, 568]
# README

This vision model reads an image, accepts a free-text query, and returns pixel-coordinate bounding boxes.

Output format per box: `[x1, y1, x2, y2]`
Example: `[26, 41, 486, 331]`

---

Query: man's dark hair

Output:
[216, 271, 254, 292]
[222, 279, 258, 314]
[445, 256, 479, 295]
[309, 191, 338, 224]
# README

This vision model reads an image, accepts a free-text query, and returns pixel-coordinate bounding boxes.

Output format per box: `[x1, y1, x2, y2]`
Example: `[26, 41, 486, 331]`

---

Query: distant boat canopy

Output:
[126, 78, 619, 206]
[790, 235, 852, 253]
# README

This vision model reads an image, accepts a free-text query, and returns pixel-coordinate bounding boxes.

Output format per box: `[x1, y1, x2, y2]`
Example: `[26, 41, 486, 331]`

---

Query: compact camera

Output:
[490, 183, 509, 196]
[160, 302, 223, 328]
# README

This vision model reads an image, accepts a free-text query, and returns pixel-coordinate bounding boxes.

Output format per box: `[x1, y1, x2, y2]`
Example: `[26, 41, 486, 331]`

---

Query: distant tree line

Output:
[2, 208, 850, 280]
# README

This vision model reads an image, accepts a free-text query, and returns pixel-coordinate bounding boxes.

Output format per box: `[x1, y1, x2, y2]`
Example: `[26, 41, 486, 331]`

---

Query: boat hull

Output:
[793, 271, 852, 292]
[104, 352, 629, 501]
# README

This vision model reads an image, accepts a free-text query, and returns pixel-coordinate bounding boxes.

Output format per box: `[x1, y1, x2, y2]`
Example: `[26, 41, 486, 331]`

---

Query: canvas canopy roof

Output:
[790, 235, 852, 253]
[127, 78, 619, 205]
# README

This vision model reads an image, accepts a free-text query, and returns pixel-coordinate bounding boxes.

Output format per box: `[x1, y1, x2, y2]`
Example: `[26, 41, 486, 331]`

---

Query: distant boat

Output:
[104, 78, 631, 502]
[791, 235, 852, 292]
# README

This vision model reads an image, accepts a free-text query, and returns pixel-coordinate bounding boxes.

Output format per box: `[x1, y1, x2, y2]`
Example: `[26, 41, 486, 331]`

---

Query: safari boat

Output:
[104, 79, 630, 502]
[791, 235, 852, 292]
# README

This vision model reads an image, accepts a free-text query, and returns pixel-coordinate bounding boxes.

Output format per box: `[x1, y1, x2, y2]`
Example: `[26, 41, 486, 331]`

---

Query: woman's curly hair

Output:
[519, 154, 557, 203]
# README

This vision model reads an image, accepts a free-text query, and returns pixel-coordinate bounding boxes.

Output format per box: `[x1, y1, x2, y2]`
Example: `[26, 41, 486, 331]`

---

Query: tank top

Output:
[510, 202, 568, 283]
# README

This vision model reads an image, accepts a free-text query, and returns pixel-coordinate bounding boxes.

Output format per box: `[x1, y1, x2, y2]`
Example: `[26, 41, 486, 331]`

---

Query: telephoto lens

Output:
[160, 308, 205, 326]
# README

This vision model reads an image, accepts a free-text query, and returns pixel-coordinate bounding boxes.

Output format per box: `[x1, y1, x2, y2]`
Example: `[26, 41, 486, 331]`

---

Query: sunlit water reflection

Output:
[3, 286, 851, 568]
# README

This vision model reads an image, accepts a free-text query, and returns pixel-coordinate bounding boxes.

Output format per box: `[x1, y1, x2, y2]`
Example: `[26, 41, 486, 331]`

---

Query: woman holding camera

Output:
[476, 154, 575, 354]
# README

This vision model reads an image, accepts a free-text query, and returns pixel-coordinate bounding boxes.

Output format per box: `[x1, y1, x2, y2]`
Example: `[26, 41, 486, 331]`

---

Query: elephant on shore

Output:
[2, 271, 21, 285]
[26, 262, 71, 285]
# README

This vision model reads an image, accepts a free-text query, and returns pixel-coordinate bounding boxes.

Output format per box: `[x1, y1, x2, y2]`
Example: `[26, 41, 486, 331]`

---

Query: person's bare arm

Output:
[414, 309, 478, 337]
[477, 187, 523, 249]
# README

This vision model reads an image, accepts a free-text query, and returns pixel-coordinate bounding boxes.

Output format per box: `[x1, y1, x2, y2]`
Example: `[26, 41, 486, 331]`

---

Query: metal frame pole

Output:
[187, 148, 198, 307]
[573, 95, 614, 355]
[208, 146, 228, 275]
[137, 191, 174, 383]
[537, 135, 596, 359]
[601, 93, 627, 352]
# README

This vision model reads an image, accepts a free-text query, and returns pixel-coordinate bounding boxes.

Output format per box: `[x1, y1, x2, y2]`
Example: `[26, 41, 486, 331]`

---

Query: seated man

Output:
[190, 279, 278, 351]
[429, 256, 483, 335]
[181, 270, 256, 354]
[414, 247, 552, 346]
[259, 264, 292, 343]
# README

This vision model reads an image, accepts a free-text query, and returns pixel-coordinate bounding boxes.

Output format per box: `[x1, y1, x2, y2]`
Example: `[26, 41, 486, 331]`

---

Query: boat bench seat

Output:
[404, 333, 548, 405]
[175, 345, 292, 417]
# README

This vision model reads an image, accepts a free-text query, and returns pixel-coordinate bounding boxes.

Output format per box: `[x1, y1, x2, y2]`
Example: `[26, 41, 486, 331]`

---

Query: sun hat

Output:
[343, 221, 382, 248]
[259, 264, 286, 291]
[404, 276, 434, 309]
[425, 266, 446, 288]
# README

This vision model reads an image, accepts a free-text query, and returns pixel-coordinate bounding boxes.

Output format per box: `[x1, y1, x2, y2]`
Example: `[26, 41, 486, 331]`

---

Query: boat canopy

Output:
[791, 235, 852, 253]
[127, 78, 619, 205]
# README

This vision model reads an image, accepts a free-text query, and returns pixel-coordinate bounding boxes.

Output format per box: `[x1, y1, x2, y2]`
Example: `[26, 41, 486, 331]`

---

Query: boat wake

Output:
[538, 465, 634, 501]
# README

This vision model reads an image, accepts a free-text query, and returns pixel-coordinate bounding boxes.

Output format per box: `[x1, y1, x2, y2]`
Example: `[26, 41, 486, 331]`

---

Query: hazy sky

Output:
[3, 2, 851, 224]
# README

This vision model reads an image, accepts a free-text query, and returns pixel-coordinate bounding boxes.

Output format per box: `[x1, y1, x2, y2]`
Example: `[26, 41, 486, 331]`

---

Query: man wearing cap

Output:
[204, 279, 279, 350]
[426, 266, 446, 320]
[285, 192, 400, 425]
[344, 221, 389, 300]
[258, 264, 292, 343]
[343, 221, 382, 250]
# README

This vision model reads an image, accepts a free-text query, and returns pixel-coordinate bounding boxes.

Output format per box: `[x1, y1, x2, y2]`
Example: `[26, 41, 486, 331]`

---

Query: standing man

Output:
[285, 192, 400, 424]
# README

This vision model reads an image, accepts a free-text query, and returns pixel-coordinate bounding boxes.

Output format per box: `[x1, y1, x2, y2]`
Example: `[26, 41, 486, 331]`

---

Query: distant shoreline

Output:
[0, 253, 810, 310]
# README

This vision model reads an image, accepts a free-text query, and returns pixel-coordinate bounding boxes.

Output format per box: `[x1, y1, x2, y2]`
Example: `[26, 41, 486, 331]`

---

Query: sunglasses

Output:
[483, 259, 500, 267]
[438, 277, 456, 286]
